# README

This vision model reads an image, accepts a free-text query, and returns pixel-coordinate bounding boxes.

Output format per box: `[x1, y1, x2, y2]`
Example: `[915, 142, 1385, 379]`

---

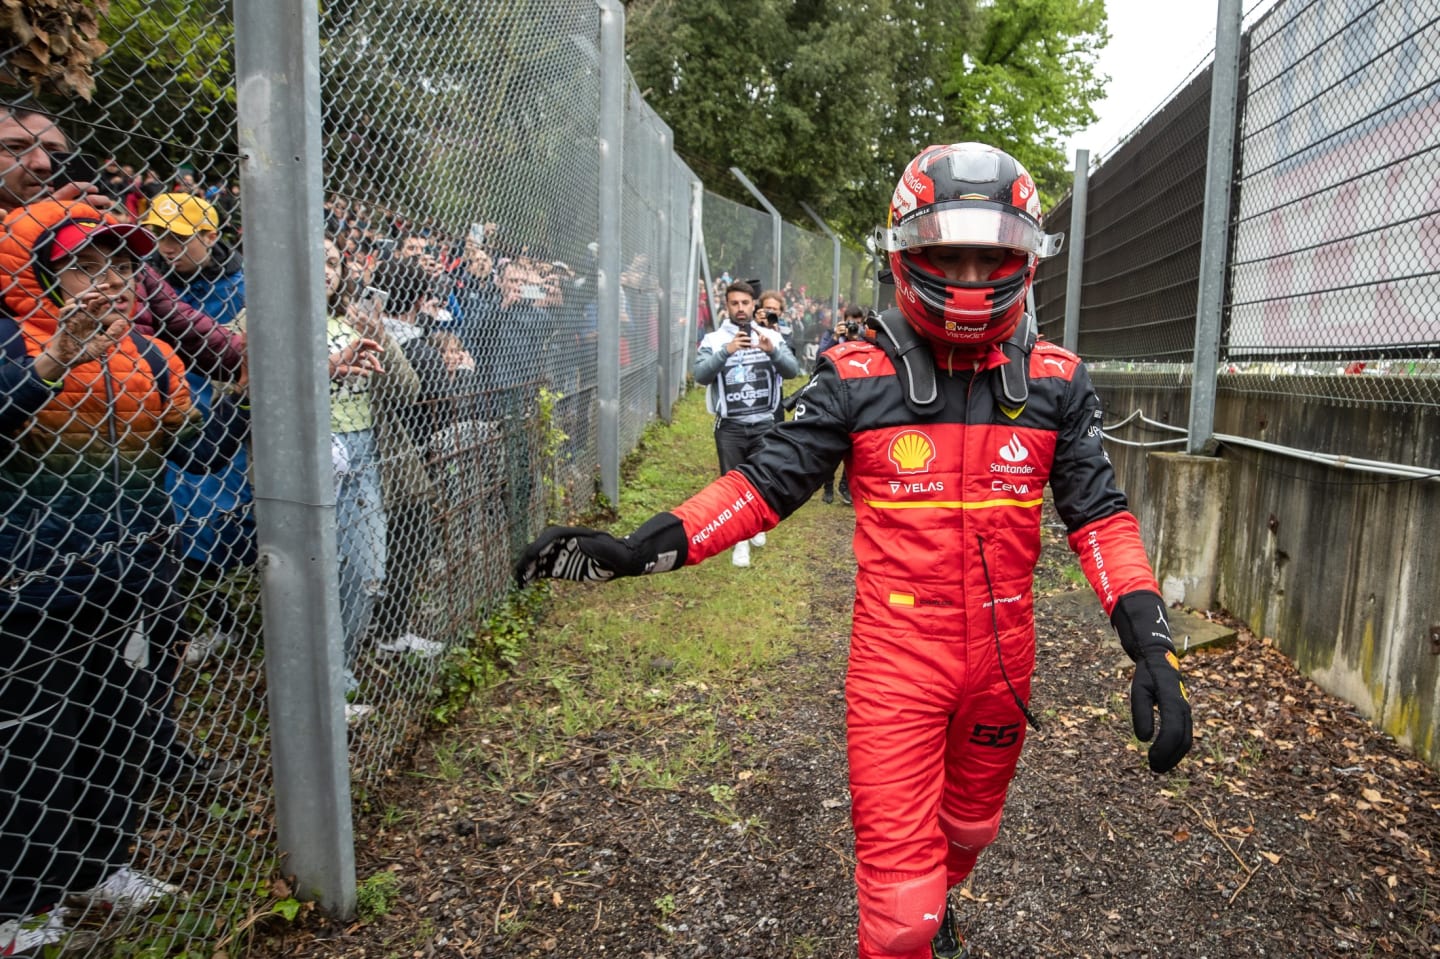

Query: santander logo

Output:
[993, 432, 1036, 475]
[999, 433, 1028, 463]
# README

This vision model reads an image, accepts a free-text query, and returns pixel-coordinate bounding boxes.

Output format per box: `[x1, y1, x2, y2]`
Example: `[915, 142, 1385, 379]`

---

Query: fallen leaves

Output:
[0, 0, 109, 99]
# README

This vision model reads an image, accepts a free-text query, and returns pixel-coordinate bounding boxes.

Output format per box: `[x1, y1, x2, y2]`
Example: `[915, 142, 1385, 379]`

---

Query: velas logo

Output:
[888, 430, 936, 474]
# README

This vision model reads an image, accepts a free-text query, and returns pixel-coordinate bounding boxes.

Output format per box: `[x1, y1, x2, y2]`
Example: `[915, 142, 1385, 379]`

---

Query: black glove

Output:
[1111, 591, 1193, 773]
[514, 513, 686, 588]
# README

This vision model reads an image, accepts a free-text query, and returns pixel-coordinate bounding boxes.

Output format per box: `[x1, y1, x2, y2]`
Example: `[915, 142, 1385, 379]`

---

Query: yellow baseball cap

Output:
[141, 192, 220, 236]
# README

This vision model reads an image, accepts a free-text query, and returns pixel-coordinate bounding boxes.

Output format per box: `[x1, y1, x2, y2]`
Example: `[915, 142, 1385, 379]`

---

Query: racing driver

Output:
[516, 141, 1192, 959]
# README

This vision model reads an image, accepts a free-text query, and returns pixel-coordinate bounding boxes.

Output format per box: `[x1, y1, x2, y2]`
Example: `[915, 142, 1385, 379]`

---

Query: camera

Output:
[844, 319, 862, 339]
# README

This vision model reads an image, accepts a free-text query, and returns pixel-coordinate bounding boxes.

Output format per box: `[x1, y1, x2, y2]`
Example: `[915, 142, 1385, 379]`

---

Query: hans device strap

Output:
[866, 308, 940, 416]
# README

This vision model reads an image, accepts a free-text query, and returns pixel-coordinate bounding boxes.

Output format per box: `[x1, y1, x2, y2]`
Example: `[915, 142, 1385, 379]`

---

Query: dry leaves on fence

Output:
[0, 0, 109, 99]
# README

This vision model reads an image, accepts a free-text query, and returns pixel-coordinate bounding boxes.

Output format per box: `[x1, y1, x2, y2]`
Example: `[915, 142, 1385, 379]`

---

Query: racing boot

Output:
[931, 901, 969, 959]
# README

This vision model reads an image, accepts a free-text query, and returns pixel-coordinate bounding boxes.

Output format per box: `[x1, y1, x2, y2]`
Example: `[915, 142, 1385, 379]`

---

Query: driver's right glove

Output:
[514, 513, 686, 588]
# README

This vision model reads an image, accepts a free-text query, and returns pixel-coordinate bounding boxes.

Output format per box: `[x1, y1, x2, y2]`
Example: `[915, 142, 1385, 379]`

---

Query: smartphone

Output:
[521, 283, 545, 301]
[468, 222, 487, 245]
[52, 151, 99, 187]
[359, 286, 389, 313]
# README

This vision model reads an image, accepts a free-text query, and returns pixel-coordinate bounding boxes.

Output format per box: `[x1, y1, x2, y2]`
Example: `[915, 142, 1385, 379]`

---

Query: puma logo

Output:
[1042, 356, 1069, 374]
[848, 357, 873, 374]
[923, 911, 941, 923]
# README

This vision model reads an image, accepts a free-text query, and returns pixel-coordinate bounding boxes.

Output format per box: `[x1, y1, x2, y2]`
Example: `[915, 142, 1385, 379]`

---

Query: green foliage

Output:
[538, 387, 571, 521]
[272, 897, 303, 921]
[430, 585, 547, 724]
[70, 0, 235, 177]
[942, 0, 1109, 203]
[625, 0, 1109, 234]
[355, 870, 402, 923]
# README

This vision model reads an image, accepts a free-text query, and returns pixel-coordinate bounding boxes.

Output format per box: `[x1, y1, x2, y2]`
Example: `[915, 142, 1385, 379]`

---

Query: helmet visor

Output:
[876, 201, 1063, 258]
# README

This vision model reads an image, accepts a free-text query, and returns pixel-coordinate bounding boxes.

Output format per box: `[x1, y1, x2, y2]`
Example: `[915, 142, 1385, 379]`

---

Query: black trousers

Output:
[0, 581, 171, 919]
[713, 417, 775, 476]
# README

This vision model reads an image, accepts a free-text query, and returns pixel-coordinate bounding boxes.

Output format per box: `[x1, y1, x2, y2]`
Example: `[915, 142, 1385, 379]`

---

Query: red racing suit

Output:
[667, 334, 1160, 959]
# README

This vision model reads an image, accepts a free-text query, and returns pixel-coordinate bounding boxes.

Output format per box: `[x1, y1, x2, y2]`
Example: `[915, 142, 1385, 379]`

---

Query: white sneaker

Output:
[749, 531, 766, 548]
[376, 632, 445, 658]
[0, 907, 68, 953]
[184, 629, 232, 666]
[732, 540, 751, 568]
[78, 867, 180, 908]
[345, 703, 375, 724]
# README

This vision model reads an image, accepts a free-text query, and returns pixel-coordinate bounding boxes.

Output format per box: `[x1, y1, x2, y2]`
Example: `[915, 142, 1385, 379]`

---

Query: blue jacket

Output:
[163, 244, 255, 570]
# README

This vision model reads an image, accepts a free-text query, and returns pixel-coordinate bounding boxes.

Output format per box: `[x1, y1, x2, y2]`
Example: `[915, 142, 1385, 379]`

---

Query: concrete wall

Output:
[1091, 373, 1440, 768]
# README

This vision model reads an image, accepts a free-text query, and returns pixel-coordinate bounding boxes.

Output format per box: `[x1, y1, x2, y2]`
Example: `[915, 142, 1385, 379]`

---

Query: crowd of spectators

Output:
[0, 101, 600, 951]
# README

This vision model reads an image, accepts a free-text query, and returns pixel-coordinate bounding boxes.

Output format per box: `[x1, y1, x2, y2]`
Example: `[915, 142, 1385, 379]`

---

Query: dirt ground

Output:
[252, 511, 1440, 959]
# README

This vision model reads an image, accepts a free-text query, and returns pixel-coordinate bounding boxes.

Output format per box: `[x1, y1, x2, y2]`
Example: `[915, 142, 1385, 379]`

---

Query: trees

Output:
[624, 0, 1108, 239]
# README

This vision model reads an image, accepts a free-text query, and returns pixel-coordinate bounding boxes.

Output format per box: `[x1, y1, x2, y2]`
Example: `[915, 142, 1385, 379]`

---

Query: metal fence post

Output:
[1189, 0, 1243, 454]
[730, 167, 782, 290]
[682, 176, 704, 382]
[234, 0, 356, 916]
[1063, 149, 1089, 354]
[800, 201, 842, 325]
[596, 0, 626, 503]
[656, 123, 675, 422]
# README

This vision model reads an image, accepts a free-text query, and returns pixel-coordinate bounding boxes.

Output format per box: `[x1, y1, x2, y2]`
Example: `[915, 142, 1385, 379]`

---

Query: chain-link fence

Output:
[1226, 0, 1440, 404]
[702, 188, 878, 367]
[1034, 0, 1440, 464]
[0, 0, 714, 953]
[703, 187, 775, 294]
[0, 1, 271, 954]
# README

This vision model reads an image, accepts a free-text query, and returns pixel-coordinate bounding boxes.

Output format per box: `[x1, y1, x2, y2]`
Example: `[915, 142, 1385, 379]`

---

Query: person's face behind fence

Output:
[0, 110, 66, 211]
[55, 241, 139, 321]
[323, 239, 345, 303]
[153, 228, 218, 276]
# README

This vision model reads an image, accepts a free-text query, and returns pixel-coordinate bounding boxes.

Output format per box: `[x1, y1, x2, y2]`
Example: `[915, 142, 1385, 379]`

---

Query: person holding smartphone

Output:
[0, 200, 252, 950]
[691, 279, 800, 568]
[0, 103, 245, 380]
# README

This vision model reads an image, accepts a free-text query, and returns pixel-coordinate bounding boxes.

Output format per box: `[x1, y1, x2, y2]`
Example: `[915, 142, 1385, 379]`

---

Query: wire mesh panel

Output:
[667, 155, 699, 398]
[1228, 0, 1440, 408]
[0, 2, 271, 955]
[1032, 193, 1073, 338]
[618, 84, 666, 449]
[703, 189, 775, 302]
[840, 244, 879, 315]
[317, 0, 607, 774]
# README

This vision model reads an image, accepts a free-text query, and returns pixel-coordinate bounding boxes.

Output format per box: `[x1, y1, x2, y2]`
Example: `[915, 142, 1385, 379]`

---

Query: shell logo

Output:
[888, 430, 936, 474]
